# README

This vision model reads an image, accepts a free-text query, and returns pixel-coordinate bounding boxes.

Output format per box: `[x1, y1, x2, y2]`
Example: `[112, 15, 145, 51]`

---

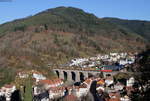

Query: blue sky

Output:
[0, 0, 150, 24]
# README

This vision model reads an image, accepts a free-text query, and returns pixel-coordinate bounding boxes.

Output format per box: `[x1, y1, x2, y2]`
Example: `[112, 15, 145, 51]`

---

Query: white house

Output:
[17, 72, 29, 78]
[127, 77, 135, 87]
[75, 87, 88, 98]
[0, 84, 16, 101]
[105, 79, 114, 86]
[32, 72, 46, 82]
[49, 87, 66, 99]
[114, 82, 124, 91]
[110, 53, 118, 56]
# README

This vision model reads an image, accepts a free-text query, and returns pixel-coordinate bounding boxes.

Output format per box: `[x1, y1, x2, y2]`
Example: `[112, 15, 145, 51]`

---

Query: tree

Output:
[44, 24, 48, 30]
[23, 75, 33, 101]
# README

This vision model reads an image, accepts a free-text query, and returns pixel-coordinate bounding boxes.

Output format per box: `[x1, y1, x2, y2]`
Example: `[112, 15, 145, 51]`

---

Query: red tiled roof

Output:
[109, 98, 120, 101]
[32, 71, 41, 74]
[79, 83, 87, 88]
[3, 84, 14, 88]
[109, 92, 120, 101]
[38, 78, 63, 86]
[49, 86, 66, 92]
[84, 79, 92, 84]
[64, 94, 78, 101]
[39, 80, 53, 85]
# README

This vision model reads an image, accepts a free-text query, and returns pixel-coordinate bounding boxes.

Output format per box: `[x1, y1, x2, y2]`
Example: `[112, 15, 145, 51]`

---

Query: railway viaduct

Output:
[53, 69, 119, 82]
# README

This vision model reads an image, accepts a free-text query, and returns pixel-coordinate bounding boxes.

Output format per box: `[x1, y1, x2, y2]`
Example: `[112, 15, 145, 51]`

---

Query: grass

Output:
[23, 75, 33, 101]
[0, 67, 16, 87]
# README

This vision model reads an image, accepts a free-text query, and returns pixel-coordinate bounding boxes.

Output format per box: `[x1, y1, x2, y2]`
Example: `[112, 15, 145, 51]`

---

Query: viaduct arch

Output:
[55, 70, 59, 78]
[53, 69, 118, 82]
[71, 72, 76, 81]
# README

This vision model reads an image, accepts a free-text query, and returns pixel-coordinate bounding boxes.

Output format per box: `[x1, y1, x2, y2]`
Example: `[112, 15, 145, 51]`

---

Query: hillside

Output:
[131, 49, 150, 81]
[103, 17, 150, 41]
[0, 6, 149, 86]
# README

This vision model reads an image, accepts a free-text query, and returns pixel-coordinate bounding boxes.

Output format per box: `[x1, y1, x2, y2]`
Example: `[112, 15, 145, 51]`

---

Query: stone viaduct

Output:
[53, 69, 119, 82]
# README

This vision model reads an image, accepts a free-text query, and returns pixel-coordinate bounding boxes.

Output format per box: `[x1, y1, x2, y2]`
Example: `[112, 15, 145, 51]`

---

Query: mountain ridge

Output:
[0, 7, 149, 42]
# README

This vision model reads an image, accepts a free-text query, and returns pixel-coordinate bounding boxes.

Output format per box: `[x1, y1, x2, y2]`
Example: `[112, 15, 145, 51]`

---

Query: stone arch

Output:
[63, 71, 68, 81]
[71, 71, 76, 81]
[80, 72, 85, 82]
[106, 74, 111, 77]
[55, 70, 59, 78]
[99, 72, 104, 78]
[96, 72, 103, 78]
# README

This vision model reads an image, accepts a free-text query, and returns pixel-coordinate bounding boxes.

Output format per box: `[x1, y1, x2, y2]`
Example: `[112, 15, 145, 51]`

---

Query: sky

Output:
[0, 0, 150, 24]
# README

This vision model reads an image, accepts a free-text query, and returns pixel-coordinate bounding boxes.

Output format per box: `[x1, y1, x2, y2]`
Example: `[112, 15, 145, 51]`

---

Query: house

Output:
[35, 86, 66, 100]
[119, 60, 128, 65]
[33, 85, 46, 96]
[34, 78, 64, 99]
[32, 71, 46, 82]
[120, 95, 130, 101]
[38, 79, 63, 89]
[126, 77, 135, 87]
[101, 55, 109, 60]
[96, 86, 105, 91]
[69, 58, 88, 67]
[75, 78, 94, 98]
[75, 83, 88, 98]
[109, 92, 120, 101]
[0, 84, 16, 101]
[51, 79, 64, 87]
[17, 71, 29, 78]
[120, 53, 127, 58]
[49, 87, 67, 99]
[38, 79, 54, 89]
[63, 93, 78, 101]
[34, 91, 49, 101]
[105, 78, 114, 86]
[114, 82, 124, 91]
[83, 78, 92, 88]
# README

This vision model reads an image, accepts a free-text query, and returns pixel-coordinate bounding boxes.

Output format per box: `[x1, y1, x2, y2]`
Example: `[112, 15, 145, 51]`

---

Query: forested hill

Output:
[103, 17, 150, 41]
[1, 6, 150, 42]
[0, 7, 149, 86]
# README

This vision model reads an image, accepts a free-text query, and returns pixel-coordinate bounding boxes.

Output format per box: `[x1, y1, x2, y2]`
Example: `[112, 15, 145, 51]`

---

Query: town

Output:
[0, 52, 150, 101]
